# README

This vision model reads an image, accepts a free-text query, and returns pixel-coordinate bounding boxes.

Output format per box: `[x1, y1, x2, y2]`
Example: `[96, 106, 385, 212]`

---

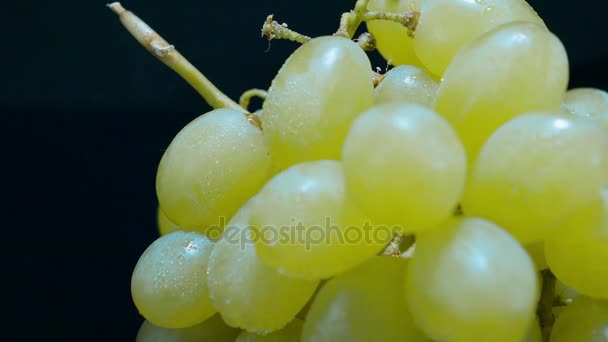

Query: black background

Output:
[3, 0, 607, 339]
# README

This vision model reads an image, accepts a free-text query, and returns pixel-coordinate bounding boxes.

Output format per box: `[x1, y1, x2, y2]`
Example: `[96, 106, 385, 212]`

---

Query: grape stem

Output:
[107, 2, 245, 112]
[261, 15, 311, 45]
[537, 269, 556, 342]
[239, 89, 268, 111]
[335, 0, 419, 39]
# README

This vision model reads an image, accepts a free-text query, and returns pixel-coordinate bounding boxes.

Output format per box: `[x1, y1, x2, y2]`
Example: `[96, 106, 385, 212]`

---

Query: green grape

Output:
[405, 217, 538, 341]
[236, 319, 304, 342]
[524, 241, 547, 271]
[550, 296, 608, 341]
[523, 318, 542, 342]
[366, 0, 424, 67]
[207, 198, 319, 333]
[415, 0, 545, 76]
[545, 190, 608, 299]
[136, 314, 240, 342]
[463, 114, 608, 243]
[262, 36, 373, 170]
[302, 256, 429, 342]
[555, 280, 580, 305]
[374, 65, 439, 108]
[562, 88, 608, 134]
[156, 108, 270, 231]
[131, 231, 216, 328]
[342, 103, 466, 232]
[158, 206, 183, 236]
[435, 22, 569, 163]
[250, 160, 390, 280]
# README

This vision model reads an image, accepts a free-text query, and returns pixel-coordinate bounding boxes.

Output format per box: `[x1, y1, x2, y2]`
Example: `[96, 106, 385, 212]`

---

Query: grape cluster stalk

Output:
[109, 1, 608, 341]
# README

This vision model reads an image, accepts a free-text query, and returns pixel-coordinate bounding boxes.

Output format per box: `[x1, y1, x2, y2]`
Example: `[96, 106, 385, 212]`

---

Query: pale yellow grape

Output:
[405, 217, 538, 341]
[545, 190, 608, 299]
[136, 315, 240, 342]
[158, 206, 183, 236]
[463, 113, 608, 243]
[415, 0, 545, 76]
[550, 296, 608, 341]
[156, 108, 270, 231]
[562, 88, 608, 133]
[302, 256, 429, 342]
[262, 36, 373, 170]
[342, 103, 466, 232]
[374, 65, 439, 107]
[524, 241, 547, 271]
[236, 319, 304, 342]
[366, 0, 424, 67]
[435, 22, 569, 163]
[207, 199, 319, 333]
[250, 160, 390, 280]
[131, 231, 216, 328]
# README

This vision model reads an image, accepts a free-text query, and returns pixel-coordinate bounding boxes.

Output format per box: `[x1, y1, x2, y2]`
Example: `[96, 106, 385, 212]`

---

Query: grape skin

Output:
[250, 160, 389, 280]
[435, 22, 569, 164]
[373, 65, 439, 108]
[157, 206, 183, 236]
[302, 256, 429, 341]
[415, 0, 545, 76]
[136, 315, 240, 342]
[545, 190, 608, 299]
[207, 198, 319, 333]
[131, 231, 216, 329]
[156, 108, 270, 232]
[262, 36, 374, 171]
[235, 319, 304, 342]
[405, 217, 538, 341]
[463, 113, 608, 243]
[562, 87, 608, 134]
[342, 103, 466, 233]
[550, 296, 608, 341]
[366, 0, 424, 68]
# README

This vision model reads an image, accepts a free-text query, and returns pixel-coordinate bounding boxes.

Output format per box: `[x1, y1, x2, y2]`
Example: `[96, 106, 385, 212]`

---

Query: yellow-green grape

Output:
[562, 88, 608, 133]
[524, 241, 547, 271]
[523, 318, 542, 342]
[251, 160, 390, 280]
[262, 36, 373, 170]
[131, 231, 216, 328]
[207, 199, 319, 333]
[156, 108, 270, 231]
[136, 315, 240, 342]
[342, 103, 466, 232]
[555, 280, 580, 305]
[302, 256, 429, 342]
[236, 319, 304, 342]
[366, 0, 424, 67]
[435, 22, 569, 163]
[158, 206, 183, 236]
[374, 65, 439, 107]
[415, 0, 545, 76]
[545, 190, 608, 299]
[405, 217, 538, 341]
[550, 296, 608, 341]
[463, 114, 608, 243]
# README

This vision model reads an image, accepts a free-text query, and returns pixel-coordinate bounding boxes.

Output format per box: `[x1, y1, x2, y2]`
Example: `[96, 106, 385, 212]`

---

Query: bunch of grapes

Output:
[109, 0, 608, 341]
